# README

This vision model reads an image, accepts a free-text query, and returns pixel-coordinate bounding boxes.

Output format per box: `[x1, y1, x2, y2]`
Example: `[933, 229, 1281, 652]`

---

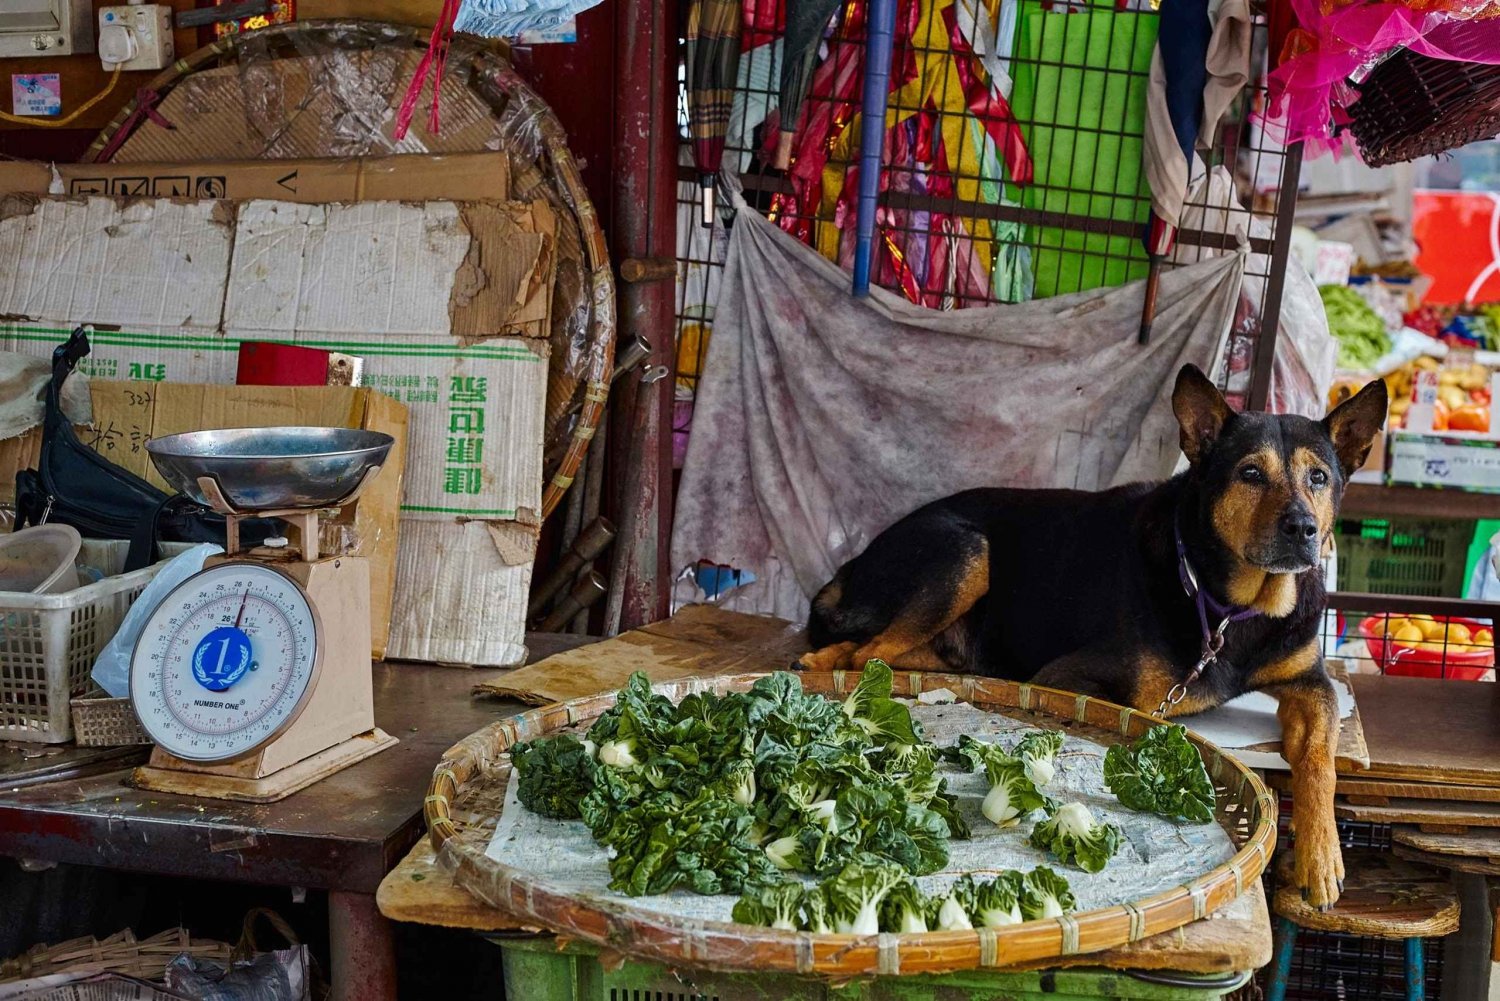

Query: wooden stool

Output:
[1267, 848, 1460, 1001]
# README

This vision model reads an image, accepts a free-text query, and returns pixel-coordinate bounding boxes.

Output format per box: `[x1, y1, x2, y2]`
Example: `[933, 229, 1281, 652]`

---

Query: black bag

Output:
[14, 329, 272, 571]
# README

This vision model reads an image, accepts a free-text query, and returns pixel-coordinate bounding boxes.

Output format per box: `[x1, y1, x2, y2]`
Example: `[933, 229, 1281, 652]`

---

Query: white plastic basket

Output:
[0, 540, 187, 743]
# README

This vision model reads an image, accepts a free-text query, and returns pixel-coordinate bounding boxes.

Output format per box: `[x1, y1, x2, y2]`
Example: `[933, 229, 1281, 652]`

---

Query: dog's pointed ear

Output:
[1173, 365, 1232, 465]
[1323, 378, 1388, 477]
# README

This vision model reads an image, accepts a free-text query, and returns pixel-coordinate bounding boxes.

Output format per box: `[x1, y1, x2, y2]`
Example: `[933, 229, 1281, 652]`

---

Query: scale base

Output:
[130, 728, 397, 803]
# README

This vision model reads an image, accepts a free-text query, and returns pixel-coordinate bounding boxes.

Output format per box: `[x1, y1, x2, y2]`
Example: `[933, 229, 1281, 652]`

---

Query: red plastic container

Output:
[1358, 614, 1495, 681]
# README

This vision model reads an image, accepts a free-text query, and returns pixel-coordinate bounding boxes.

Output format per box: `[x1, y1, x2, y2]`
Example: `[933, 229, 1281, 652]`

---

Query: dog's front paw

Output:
[1293, 820, 1345, 910]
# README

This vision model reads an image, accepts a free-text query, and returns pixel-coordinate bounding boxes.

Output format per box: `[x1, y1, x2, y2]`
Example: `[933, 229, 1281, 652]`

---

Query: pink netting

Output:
[1264, 0, 1500, 157]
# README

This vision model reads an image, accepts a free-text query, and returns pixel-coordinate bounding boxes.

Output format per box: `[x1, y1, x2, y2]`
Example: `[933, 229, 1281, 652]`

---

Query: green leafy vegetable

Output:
[731, 881, 804, 931]
[1029, 802, 1122, 873]
[928, 876, 978, 930]
[602, 790, 777, 897]
[764, 834, 805, 872]
[971, 870, 1025, 928]
[1320, 284, 1391, 370]
[732, 865, 1074, 935]
[841, 659, 923, 746]
[513, 664, 970, 899]
[510, 735, 596, 820]
[1103, 724, 1216, 824]
[824, 858, 910, 935]
[1020, 866, 1076, 920]
[981, 753, 1050, 828]
[801, 887, 834, 934]
[1013, 730, 1065, 788]
[880, 881, 930, 934]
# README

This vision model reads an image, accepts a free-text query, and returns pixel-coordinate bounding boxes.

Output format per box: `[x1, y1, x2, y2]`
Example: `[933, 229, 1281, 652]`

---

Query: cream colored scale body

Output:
[130, 507, 395, 803]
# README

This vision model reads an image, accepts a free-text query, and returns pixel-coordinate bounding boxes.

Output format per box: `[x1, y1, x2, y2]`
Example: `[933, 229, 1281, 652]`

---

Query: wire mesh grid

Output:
[1260, 807, 1449, 1001]
[674, 0, 1302, 436]
[1322, 590, 1498, 682]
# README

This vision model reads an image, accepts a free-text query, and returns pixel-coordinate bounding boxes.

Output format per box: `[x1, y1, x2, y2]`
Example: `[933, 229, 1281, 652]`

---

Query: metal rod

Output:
[850, 0, 898, 298]
[691, 169, 1278, 256]
[540, 571, 609, 632]
[620, 257, 678, 284]
[1326, 591, 1500, 620]
[612, 336, 652, 380]
[527, 517, 617, 620]
[1247, 141, 1304, 411]
[572, 415, 611, 634]
[558, 443, 586, 559]
[1139, 256, 1163, 345]
[608, 0, 679, 632]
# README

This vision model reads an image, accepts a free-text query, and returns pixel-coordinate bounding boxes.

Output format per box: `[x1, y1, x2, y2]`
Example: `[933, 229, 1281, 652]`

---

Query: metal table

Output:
[0, 636, 590, 1001]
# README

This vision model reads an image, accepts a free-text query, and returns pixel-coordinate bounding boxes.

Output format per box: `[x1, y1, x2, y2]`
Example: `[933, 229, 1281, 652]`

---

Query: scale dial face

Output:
[130, 561, 321, 762]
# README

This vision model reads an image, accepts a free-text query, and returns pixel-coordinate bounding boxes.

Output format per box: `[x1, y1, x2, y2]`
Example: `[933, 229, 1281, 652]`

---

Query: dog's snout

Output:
[1279, 509, 1318, 543]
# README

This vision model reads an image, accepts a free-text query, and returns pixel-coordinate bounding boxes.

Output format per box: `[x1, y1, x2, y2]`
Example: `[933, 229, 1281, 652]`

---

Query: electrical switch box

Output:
[98, 4, 173, 72]
[0, 0, 94, 57]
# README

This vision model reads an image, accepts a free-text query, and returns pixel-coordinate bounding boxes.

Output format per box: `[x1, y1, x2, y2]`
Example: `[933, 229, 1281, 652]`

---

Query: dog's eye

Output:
[1309, 468, 1329, 487]
[1238, 465, 1265, 484]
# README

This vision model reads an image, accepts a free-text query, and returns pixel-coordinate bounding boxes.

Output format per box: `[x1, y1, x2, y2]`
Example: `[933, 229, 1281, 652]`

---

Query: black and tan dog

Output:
[798, 364, 1388, 907]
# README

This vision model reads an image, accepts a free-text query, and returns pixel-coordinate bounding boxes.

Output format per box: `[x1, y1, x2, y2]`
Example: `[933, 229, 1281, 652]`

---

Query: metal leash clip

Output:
[1155, 615, 1231, 717]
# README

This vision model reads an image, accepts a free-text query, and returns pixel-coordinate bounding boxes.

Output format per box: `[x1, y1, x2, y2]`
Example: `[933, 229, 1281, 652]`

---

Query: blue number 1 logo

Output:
[192, 626, 254, 692]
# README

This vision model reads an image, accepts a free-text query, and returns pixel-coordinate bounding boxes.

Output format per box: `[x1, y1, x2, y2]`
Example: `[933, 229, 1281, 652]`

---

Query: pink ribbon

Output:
[393, 0, 462, 140]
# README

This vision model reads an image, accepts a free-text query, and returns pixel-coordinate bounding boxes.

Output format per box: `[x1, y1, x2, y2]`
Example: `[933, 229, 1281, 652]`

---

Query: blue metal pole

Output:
[1265, 917, 1298, 1001]
[850, 0, 898, 297]
[1405, 937, 1425, 1001]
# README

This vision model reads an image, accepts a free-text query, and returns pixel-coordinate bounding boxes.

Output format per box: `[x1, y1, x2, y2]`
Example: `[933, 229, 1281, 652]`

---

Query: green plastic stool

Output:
[495, 934, 1252, 1001]
[1266, 848, 1459, 1001]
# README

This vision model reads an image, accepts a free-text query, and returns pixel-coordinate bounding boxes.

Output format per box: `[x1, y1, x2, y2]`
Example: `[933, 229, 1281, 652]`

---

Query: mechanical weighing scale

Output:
[128, 427, 399, 803]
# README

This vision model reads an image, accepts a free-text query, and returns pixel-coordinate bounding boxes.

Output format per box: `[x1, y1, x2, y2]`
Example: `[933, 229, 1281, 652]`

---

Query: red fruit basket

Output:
[1358, 615, 1495, 681]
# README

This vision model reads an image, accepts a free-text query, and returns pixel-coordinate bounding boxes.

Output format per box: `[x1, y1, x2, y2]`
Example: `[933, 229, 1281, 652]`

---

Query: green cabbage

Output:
[1320, 284, 1391, 370]
[1029, 801, 1123, 873]
[1103, 723, 1216, 824]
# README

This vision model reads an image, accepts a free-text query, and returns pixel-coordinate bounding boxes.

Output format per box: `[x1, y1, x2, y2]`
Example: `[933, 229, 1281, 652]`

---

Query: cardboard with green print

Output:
[0, 195, 554, 667]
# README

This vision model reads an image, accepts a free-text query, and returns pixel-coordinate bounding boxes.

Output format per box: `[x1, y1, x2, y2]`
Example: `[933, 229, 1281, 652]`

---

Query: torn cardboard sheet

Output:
[472, 605, 808, 705]
[0, 195, 553, 667]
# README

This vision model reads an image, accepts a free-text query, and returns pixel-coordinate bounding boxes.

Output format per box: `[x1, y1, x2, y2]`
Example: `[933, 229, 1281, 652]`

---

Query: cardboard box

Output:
[0, 195, 552, 666]
[1387, 431, 1500, 493]
[0, 152, 509, 204]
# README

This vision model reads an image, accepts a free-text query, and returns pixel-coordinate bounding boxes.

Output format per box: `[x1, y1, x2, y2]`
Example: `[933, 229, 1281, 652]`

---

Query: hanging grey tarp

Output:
[670, 195, 1245, 621]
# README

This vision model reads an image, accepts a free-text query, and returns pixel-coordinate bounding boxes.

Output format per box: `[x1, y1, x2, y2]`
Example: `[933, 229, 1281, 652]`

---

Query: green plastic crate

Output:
[495, 935, 1251, 1001]
[1335, 518, 1476, 597]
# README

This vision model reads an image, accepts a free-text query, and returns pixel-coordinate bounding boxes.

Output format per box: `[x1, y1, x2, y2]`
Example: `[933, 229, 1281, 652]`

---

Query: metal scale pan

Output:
[146, 426, 394, 515]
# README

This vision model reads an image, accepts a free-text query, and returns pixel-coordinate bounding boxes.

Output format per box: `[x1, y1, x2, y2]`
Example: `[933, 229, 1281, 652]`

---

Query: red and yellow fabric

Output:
[782, 0, 1030, 294]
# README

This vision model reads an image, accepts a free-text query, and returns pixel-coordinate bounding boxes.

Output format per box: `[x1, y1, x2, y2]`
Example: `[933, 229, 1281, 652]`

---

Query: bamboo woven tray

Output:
[425, 671, 1276, 977]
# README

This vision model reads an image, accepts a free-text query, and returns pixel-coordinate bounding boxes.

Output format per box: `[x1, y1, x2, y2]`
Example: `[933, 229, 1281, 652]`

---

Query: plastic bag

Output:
[1172, 166, 1337, 417]
[91, 544, 222, 697]
[165, 948, 310, 1001]
[453, 0, 603, 38]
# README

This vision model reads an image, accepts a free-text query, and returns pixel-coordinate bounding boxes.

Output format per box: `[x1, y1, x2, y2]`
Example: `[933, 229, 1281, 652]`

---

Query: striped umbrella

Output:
[686, 0, 745, 224]
[773, 0, 843, 169]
